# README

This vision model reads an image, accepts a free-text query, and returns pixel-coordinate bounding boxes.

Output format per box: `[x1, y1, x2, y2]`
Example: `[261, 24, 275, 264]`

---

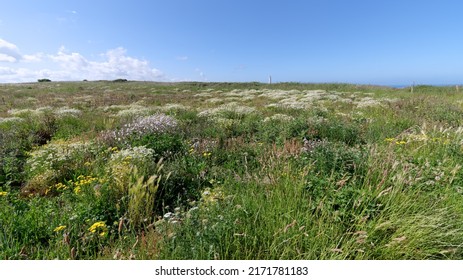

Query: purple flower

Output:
[101, 113, 178, 145]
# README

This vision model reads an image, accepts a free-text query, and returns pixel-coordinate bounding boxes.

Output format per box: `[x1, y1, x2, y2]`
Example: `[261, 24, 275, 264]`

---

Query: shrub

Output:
[23, 141, 100, 195]
[101, 113, 178, 145]
[100, 113, 183, 159]
[112, 79, 128, 83]
[107, 146, 157, 189]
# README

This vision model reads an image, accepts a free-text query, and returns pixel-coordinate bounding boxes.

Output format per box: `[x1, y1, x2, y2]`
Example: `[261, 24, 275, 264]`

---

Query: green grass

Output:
[1, 81, 463, 259]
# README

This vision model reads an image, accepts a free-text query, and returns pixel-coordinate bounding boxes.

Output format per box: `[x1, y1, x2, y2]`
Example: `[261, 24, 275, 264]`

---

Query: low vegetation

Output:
[1, 81, 463, 259]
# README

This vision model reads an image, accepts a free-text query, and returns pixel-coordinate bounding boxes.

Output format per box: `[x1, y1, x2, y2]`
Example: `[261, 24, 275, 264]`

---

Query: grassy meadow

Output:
[1, 81, 463, 259]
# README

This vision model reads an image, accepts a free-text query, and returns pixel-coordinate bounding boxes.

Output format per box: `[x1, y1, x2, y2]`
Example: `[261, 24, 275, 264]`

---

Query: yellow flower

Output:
[53, 225, 67, 232]
[55, 182, 68, 191]
[395, 140, 407, 145]
[74, 186, 81, 195]
[384, 138, 395, 143]
[0, 191, 7, 196]
[203, 152, 212, 157]
[88, 221, 108, 236]
[84, 161, 91, 166]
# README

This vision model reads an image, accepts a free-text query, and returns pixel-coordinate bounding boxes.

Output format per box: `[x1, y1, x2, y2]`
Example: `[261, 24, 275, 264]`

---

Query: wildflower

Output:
[110, 146, 155, 163]
[395, 140, 407, 145]
[73, 186, 81, 195]
[203, 152, 212, 157]
[0, 117, 24, 124]
[263, 114, 295, 122]
[162, 103, 191, 111]
[101, 113, 178, 145]
[84, 161, 91, 166]
[198, 103, 256, 118]
[0, 191, 8, 196]
[88, 221, 108, 236]
[384, 138, 395, 143]
[53, 225, 67, 232]
[55, 107, 82, 117]
[55, 182, 68, 191]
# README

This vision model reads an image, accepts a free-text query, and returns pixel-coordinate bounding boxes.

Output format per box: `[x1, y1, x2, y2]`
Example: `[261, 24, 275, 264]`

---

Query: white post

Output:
[269, 75, 272, 84]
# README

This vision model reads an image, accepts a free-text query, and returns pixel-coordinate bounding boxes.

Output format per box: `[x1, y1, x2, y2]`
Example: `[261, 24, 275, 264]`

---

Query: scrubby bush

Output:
[100, 113, 183, 159]
[23, 141, 100, 195]
[112, 79, 128, 83]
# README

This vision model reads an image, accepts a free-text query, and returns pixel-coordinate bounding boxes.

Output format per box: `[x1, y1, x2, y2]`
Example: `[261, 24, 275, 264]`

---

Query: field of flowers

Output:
[1, 81, 463, 259]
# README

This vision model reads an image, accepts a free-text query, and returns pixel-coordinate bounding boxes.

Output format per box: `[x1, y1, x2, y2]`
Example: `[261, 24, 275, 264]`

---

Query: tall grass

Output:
[1, 81, 463, 259]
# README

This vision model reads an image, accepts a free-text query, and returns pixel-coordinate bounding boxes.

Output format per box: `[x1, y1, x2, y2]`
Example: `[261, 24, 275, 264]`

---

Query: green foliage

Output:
[128, 133, 184, 160]
[53, 116, 89, 140]
[2, 81, 463, 260]
[112, 79, 128, 83]
[158, 154, 212, 211]
[303, 141, 368, 177]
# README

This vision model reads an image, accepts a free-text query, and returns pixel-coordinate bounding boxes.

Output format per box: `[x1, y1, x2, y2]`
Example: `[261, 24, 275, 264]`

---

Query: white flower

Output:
[198, 103, 256, 118]
[0, 117, 24, 124]
[55, 107, 82, 117]
[110, 146, 155, 163]
[102, 113, 178, 144]
[263, 114, 294, 122]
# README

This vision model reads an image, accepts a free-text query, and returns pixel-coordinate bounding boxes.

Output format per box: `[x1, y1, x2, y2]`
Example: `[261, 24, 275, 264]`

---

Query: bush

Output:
[112, 79, 128, 83]
[101, 114, 178, 144]
[157, 154, 212, 212]
[129, 133, 184, 160]
[23, 141, 100, 195]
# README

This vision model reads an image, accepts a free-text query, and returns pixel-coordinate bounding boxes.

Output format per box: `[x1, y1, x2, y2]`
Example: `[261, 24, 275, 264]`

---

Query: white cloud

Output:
[0, 41, 165, 83]
[0, 39, 22, 62]
[50, 46, 89, 70]
[0, 66, 17, 75]
[22, 53, 44, 63]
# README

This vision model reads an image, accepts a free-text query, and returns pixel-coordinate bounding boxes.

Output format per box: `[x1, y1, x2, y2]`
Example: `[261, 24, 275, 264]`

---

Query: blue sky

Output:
[1, 0, 463, 85]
